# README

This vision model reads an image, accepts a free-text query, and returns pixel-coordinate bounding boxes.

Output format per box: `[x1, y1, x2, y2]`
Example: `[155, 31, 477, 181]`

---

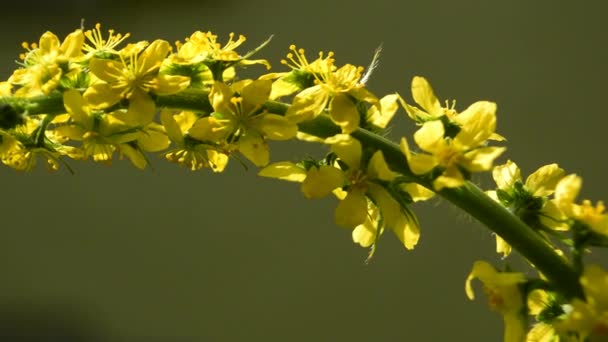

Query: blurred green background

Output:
[1, 0, 607, 340]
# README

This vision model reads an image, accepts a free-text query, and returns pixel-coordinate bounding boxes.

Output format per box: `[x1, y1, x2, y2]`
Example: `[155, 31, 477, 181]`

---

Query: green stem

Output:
[0, 90, 584, 299]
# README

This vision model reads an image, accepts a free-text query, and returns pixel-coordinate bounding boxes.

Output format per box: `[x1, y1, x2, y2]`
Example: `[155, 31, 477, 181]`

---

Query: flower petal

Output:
[238, 133, 269, 167]
[367, 150, 397, 181]
[251, 114, 298, 140]
[258, 162, 307, 182]
[413, 120, 445, 153]
[300, 165, 345, 199]
[411, 76, 442, 116]
[330, 135, 362, 170]
[492, 160, 521, 190]
[335, 188, 368, 229]
[285, 86, 329, 123]
[330, 93, 360, 133]
[525, 163, 565, 197]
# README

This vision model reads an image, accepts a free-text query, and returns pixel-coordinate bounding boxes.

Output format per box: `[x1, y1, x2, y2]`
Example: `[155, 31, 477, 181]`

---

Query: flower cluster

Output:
[0, 23, 606, 342]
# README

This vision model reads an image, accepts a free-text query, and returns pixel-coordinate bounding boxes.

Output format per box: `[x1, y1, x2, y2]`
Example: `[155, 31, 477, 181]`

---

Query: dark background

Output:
[1, 0, 606, 340]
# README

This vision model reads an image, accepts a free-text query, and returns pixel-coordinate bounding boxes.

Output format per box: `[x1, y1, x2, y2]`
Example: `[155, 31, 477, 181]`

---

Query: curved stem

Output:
[0, 90, 584, 299]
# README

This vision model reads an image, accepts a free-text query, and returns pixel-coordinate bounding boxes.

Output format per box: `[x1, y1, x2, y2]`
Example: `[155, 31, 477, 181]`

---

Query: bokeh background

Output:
[1, 0, 607, 340]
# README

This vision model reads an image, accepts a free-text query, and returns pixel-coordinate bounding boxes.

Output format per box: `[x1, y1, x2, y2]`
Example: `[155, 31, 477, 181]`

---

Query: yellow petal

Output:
[352, 206, 380, 247]
[400, 183, 435, 202]
[285, 86, 329, 123]
[138, 39, 170, 74]
[207, 150, 229, 173]
[554, 174, 581, 206]
[258, 162, 307, 182]
[492, 160, 521, 190]
[63, 89, 92, 129]
[411, 76, 442, 116]
[60, 29, 84, 58]
[367, 93, 399, 128]
[330, 135, 362, 170]
[242, 79, 272, 110]
[454, 101, 497, 148]
[433, 166, 465, 191]
[329, 93, 360, 133]
[138, 124, 170, 152]
[525, 163, 565, 197]
[462, 146, 506, 172]
[126, 89, 156, 125]
[210, 82, 234, 116]
[83, 82, 122, 109]
[369, 183, 420, 250]
[188, 117, 228, 142]
[400, 136, 438, 174]
[89, 58, 124, 84]
[269, 78, 301, 100]
[538, 200, 569, 231]
[251, 114, 298, 140]
[38, 31, 60, 56]
[120, 143, 147, 170]
[335, 188, 368, 229]
[160, 110, 184, 145]
[413, 120, 445, 153]
[409, 153, 439, 175]
[367, 150, 397, 181]
[300, 165, 345, 199]
[503, 313, 526, 342]
[496, 234, 512, 258]
[153, 74, 191, 95]
[238, 133, 269, 167]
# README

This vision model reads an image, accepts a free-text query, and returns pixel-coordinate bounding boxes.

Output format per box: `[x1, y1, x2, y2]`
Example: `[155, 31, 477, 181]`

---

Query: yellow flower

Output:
[554, 175, 608, 237]
[488, 161, 568, 257]
[160, 110, 229, 172]
[525, 290, 564, 342]
[209, 80, 297, 167]
[466, 260, 527, 342]
[400, 102, 505, 190]
[83, 23, 131, 57]
[400, 76, 458, 122]
[400, 76, 505, 141]
[10, 29, 84, 96]
[281, 47, 377, 133]
[365, 93, 400, 129]
[1, 117, 82, 171]
[558, 265, 608, 340]
[259, 135, 431, 250]
[172, 31, 270, 68]
[84, 39, 190, 122]
[55, 89, 142, 164]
